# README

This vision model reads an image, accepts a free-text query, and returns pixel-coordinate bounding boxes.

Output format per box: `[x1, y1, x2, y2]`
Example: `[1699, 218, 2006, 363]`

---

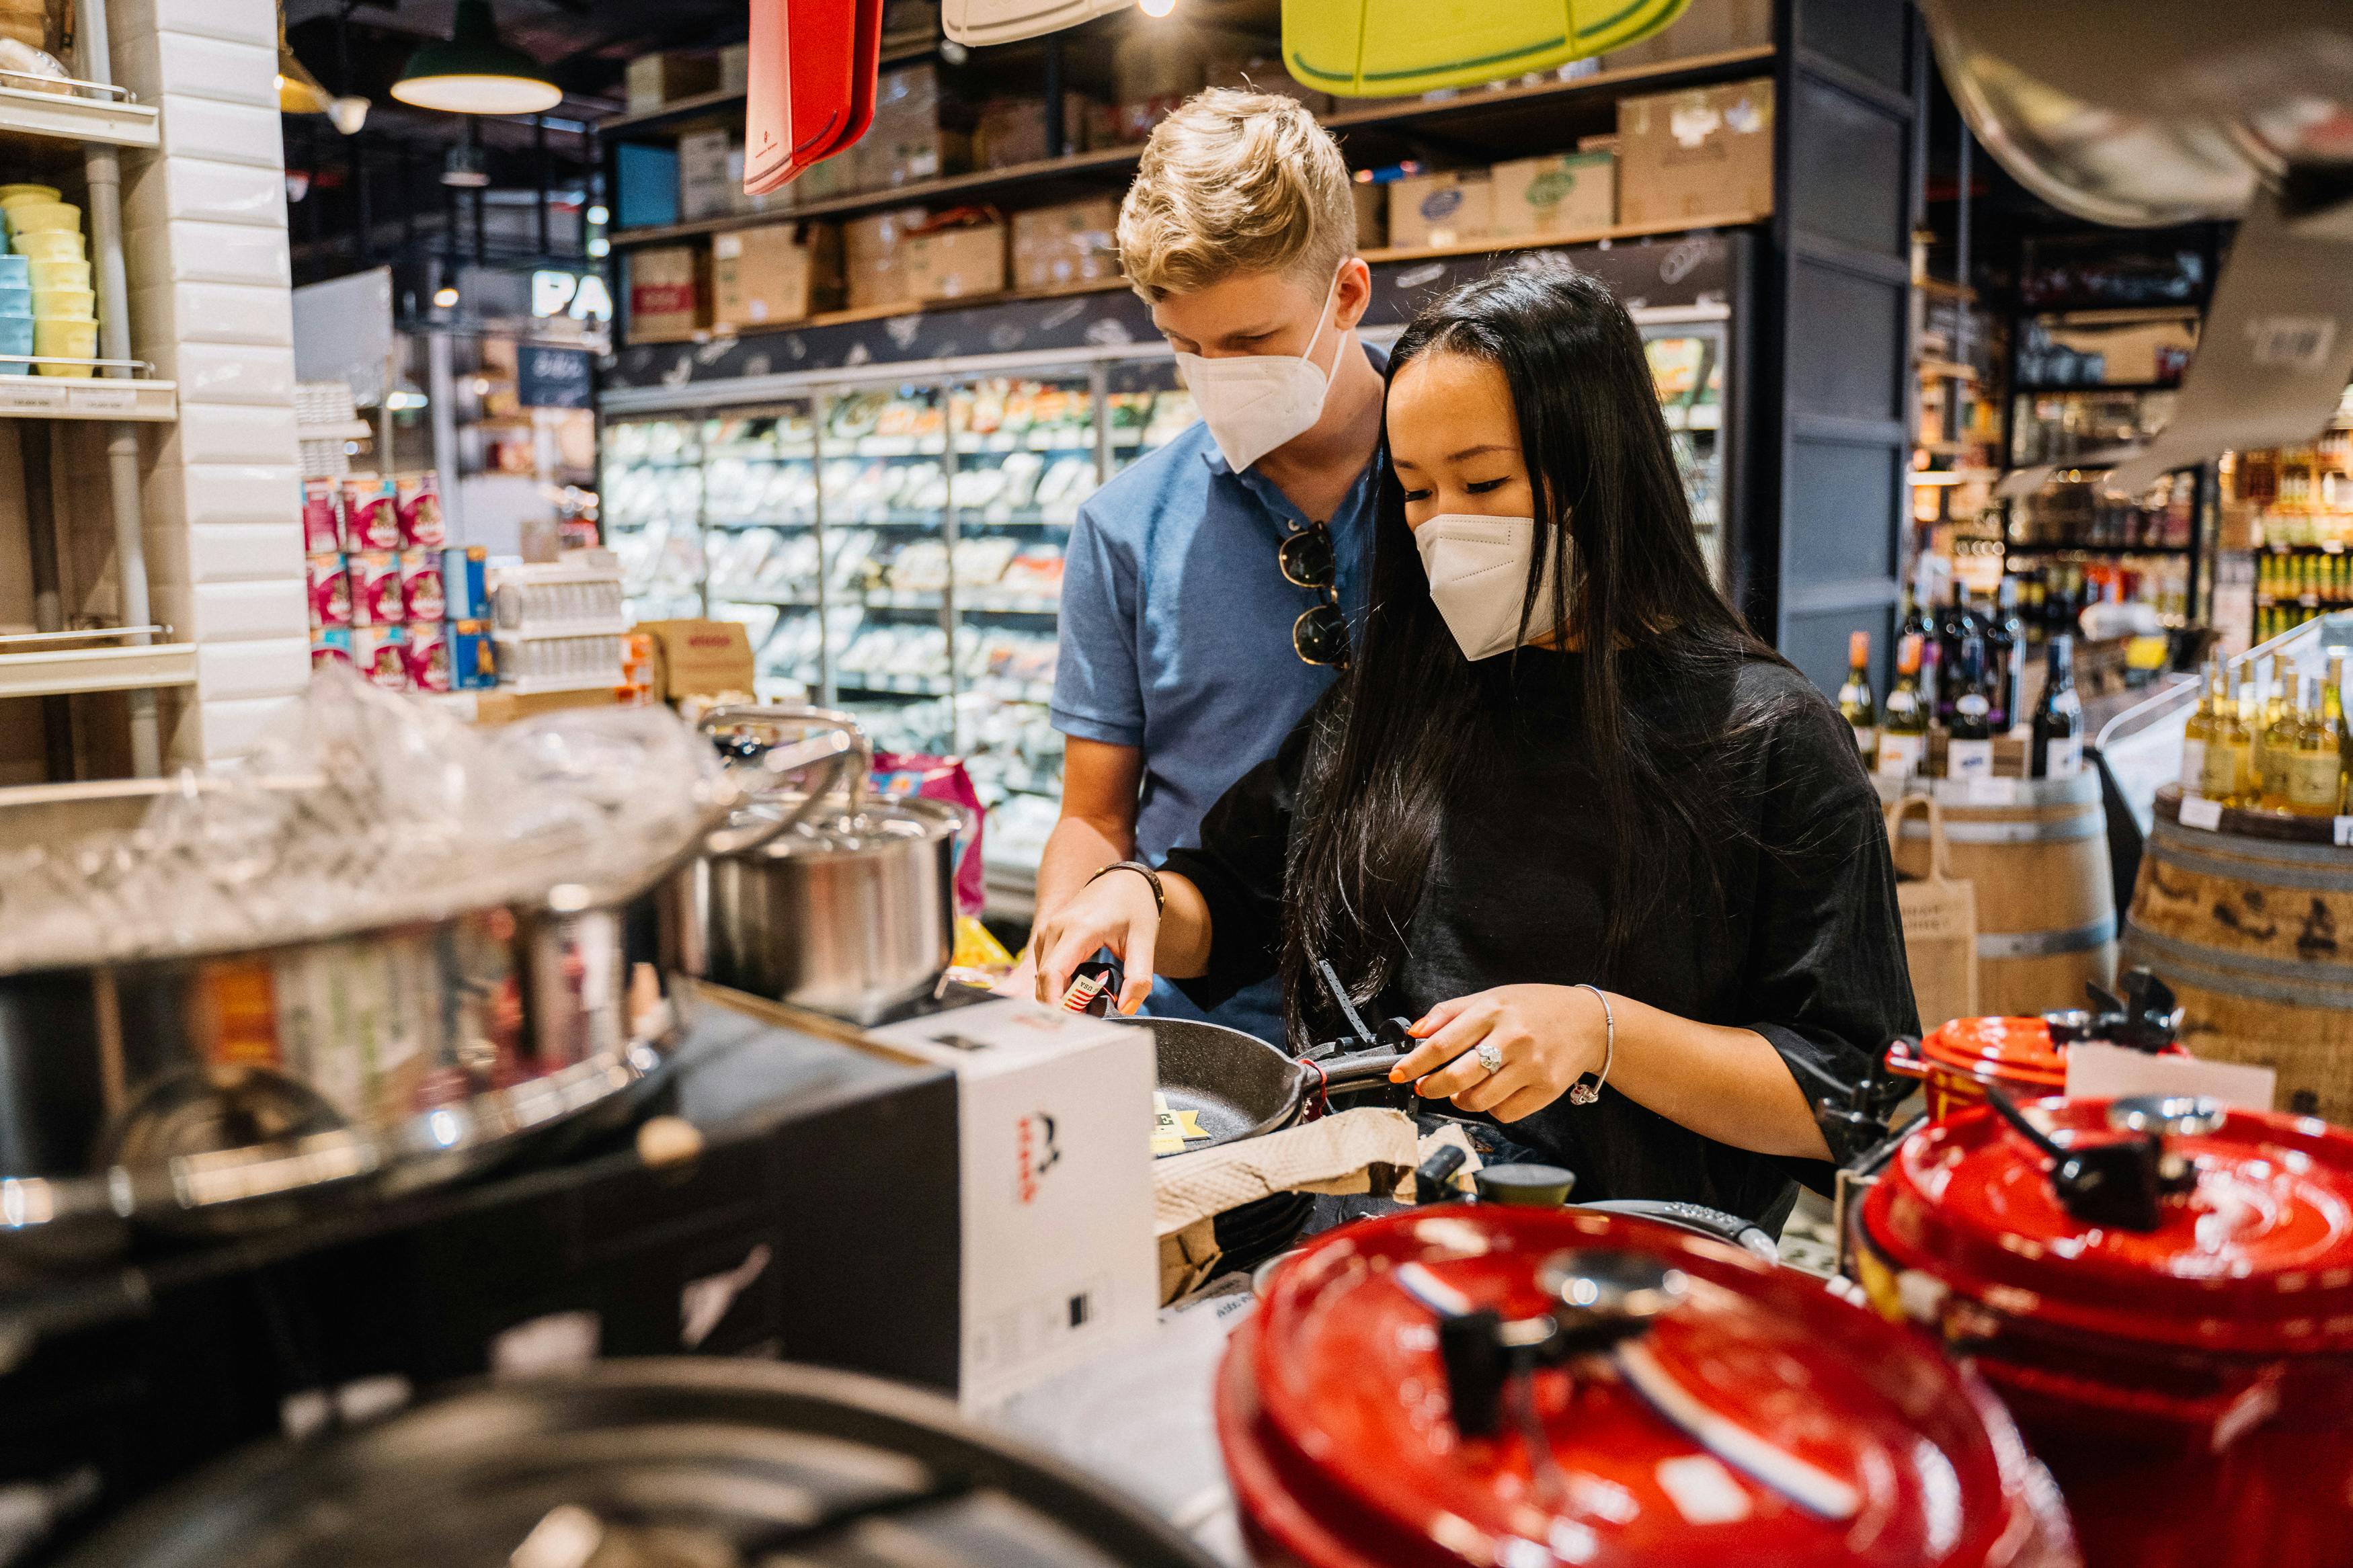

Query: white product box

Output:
[867, 997, 1157, 1410]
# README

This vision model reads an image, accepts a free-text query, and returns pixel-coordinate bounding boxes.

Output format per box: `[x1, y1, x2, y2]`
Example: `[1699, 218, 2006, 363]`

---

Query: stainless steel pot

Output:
[667, 706, 961, 1025]
[0, 769, 756, 1249]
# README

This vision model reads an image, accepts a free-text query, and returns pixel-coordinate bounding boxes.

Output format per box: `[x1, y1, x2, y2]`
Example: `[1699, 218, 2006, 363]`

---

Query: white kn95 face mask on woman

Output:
[1172, 268, 1347, 473]
[1413, 514, 1566, 661]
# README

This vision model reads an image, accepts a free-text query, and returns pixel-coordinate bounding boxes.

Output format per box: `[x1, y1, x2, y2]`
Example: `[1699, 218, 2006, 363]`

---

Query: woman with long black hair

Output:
[1033, 262, 1916, 1225]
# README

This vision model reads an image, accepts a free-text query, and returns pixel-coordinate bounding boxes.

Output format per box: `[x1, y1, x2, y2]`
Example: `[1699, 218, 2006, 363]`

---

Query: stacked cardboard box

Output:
[711, 223, 843, 331]
[1490, 153, 1616, 240]
[846, 208, 930, 312]
[856, 65, 973, 190]
[1615, 77, 1775, 228]
[627, 246, 705, 343]
[906, 219, 1006, 302]
[1010, 200, 1118, 291]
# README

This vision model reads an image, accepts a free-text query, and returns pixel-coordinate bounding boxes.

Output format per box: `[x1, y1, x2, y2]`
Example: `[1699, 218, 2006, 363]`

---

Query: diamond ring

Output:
[1475, 1040, 1505, 1074]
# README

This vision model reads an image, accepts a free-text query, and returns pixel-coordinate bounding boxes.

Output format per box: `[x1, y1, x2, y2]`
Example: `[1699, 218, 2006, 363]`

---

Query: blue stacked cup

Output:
[0, 254, 31, 376]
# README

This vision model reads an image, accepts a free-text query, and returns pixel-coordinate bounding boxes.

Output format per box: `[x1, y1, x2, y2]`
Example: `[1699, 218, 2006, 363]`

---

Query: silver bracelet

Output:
[1568, 983, 1614, 1106]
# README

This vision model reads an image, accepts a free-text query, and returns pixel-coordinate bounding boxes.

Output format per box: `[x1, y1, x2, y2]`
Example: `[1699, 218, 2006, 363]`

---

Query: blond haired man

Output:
[1035, 89, 1384, 1036]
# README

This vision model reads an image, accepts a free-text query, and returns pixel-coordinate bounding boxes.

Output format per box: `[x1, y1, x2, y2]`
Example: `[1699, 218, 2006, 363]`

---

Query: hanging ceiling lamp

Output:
[391, 0, 562, 115]
[276, 12, 332, 115]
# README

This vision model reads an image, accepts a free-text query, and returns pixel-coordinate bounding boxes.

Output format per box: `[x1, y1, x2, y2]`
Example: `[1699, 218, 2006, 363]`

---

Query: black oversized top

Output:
[1159, 645, 1918, 1225]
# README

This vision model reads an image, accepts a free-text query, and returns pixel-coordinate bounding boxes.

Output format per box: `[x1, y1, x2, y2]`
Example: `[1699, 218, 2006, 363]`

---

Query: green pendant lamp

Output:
[391, 0, 562, 115]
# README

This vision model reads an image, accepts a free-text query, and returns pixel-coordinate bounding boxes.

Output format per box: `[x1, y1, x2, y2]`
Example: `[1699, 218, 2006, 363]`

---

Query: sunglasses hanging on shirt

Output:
[1281, 519, 1350, 669]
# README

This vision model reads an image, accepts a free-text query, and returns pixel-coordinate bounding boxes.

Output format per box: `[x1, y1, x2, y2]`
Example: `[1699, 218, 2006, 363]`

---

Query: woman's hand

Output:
[1389, 984, 1607, 1122]
[1030, 867, 1162, 1014]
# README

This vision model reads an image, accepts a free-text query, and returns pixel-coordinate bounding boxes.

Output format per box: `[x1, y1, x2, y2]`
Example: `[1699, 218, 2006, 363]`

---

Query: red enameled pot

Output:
[1218, 1206, 2077, 1568]
[1884, 1016, 2188, 1123]
[1857, 1098, 2353, 1568]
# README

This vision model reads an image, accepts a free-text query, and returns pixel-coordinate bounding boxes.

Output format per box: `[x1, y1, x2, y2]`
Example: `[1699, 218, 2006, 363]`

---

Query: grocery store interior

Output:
[3, 0, 2353, 1565]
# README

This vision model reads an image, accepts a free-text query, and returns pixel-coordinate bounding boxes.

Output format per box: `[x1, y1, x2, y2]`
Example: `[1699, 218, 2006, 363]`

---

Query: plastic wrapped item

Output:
[0, 665, 729, 974]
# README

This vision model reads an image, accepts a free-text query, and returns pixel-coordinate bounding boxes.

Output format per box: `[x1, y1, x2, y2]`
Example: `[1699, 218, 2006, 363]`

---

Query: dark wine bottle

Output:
[1988, 577, 2024, 732]
[2030, 634, 2083, 779]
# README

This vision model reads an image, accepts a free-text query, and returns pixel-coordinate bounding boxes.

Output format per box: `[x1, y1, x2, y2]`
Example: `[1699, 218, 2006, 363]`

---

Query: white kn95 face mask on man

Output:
[1172, 268, 1347, 473]
[1413, 514, 1566, 661]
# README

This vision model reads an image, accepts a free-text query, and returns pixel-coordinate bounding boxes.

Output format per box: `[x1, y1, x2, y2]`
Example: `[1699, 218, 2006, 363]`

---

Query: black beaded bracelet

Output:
[1086, 860, 1165, 914]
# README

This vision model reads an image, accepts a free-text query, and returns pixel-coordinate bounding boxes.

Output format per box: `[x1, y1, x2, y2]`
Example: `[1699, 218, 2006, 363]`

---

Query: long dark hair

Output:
[1281, 261, 1794, 1044]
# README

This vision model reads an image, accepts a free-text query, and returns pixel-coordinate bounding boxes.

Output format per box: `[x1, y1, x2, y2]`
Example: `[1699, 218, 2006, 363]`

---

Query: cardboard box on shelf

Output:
[1578, 132, 1621, 155]
[1388, 171, 1492, 249]
[678, 129, 735, 222]
[1490, 151, 1616, 239]
[713, 222, 843, 331]
[975, 97, 1049, 170]
[1351, 179, 1388, 250]
[627, 247, 706, 342]
[846, 207, 928, 312]
[637, 618, 757, 700]
[1010, 200, 1117, 292]
[856, 65, 973, 191]
[907, 220, 1007, 302]
[1605, 0, 1772, 69]
[627, 51, 719, 115]
[1616, 77, 1776, 227]
[720, 41, 750, 95]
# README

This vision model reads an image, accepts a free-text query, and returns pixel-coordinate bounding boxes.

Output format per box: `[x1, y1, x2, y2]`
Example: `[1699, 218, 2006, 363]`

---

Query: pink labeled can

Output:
[310, 628, 352, 669]
[397, 549, 446, 623]
[403, 620, 454, 692]
[343, 476, 401, 551]
[352, 626, 409, 691]
[350, 550, 405, 626]
[301, 479, 344, 554]
[305, 552, 352, 629]
[397, 473, 446, 549]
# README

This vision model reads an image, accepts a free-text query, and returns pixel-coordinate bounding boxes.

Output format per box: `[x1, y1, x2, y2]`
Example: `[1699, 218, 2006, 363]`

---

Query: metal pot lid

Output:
[1919, 1016, 2067, 1087]
[1862, 1100, 2353, 1356]
[738, 794, 962, 860]
[1220, 1208, 2064, 1568]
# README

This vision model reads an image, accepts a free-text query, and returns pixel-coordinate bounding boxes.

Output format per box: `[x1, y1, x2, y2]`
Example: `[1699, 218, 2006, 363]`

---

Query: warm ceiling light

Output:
[391, 0, 561, 115]
[434, 286, 461, 308]
[1139, 0, 1178, 15]
[327, 95, 371, 134]
[276, 13, 332, 115]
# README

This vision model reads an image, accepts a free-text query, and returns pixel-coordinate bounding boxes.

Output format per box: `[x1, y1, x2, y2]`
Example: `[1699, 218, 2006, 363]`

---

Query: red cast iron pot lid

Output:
[1863, 1099, 2353, 1356]
[1921, 1016, 2066, 1090]
[1220, 1208, 2063, 1568]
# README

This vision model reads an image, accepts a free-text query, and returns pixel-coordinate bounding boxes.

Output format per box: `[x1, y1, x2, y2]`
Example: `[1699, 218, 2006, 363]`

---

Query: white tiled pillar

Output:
[108, 0, 307, 764]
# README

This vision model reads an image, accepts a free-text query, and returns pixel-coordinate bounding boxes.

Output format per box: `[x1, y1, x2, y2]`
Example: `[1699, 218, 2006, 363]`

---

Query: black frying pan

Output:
[1112, 1014, 1412, 1157]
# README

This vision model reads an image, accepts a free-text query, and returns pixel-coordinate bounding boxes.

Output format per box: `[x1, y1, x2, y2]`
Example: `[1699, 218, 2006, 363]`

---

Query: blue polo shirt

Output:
[1051, 364, 1382, 1044]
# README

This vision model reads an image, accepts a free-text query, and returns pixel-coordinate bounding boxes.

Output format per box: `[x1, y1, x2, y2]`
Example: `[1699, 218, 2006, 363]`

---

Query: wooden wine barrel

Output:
[2124, 788, 2353, 1123]
[1879, 772, 2117, 1017]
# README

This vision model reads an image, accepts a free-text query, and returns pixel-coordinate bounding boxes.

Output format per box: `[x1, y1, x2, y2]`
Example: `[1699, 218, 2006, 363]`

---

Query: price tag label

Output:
[2335, 815, 2353, 848]
[0, 380, 66, 411]
[2180, 794, 2225, 831]
[1962, 776, 2019, 806]
[67, 384, 137, 414]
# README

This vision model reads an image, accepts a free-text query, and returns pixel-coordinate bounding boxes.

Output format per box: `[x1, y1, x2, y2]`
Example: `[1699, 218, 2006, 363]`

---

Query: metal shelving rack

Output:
[0, 0, 184, 777]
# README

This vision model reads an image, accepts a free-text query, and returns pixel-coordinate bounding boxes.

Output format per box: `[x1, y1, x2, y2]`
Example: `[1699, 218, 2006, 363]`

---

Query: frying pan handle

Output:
[1577, 1199, 1779, 1262]
[1315, 1048, 1412, 1089]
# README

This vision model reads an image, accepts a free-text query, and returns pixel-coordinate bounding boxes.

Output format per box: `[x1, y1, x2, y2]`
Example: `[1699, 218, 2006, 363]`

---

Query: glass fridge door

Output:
[1643, 323, 1728, 585]
[945, 370, 1109, 917]
[698, 402, 824, 702]
[817, 381, 958, 755]
[601, 415, 708, 622]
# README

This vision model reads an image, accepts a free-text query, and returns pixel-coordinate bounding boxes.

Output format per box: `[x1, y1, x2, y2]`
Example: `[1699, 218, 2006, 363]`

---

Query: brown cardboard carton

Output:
[626, 52, 719, 115]
[977, 97, 1050, 169]
[1616, 78, 1775, 227]
[906, 221, 1007, 302]
[854, 64, 973, 190]
[627, 246, 706, 343]
[1605, 0, 1772, 69]
[713, 222, 843, 331]
[845, 208, 928, 312]
[1010, 200, 1118, 291]
[638, 619, 756, 700]
[1388, 171, 1492, 249]
[678, 129, 735, 221]
[1490, 152, 1616, 239]
[1352, 179, 1387, 249]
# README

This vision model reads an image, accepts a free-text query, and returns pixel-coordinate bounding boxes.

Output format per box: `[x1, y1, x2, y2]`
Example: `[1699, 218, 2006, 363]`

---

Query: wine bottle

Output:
[2259, 656, 2299, 811]
[1839, 630, 1878, 764]
[1902, 561, 1940, 718]
[1989, 577, 2024, 731]
[2030, 635, 2083, 779]
[2181, 653, 2221, 795]
[1877, 634, 1929, 782]
[2288, 675, 2342, 817]
[1946, 634, 1995, 780]
[1935, 581, 1978, 728]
